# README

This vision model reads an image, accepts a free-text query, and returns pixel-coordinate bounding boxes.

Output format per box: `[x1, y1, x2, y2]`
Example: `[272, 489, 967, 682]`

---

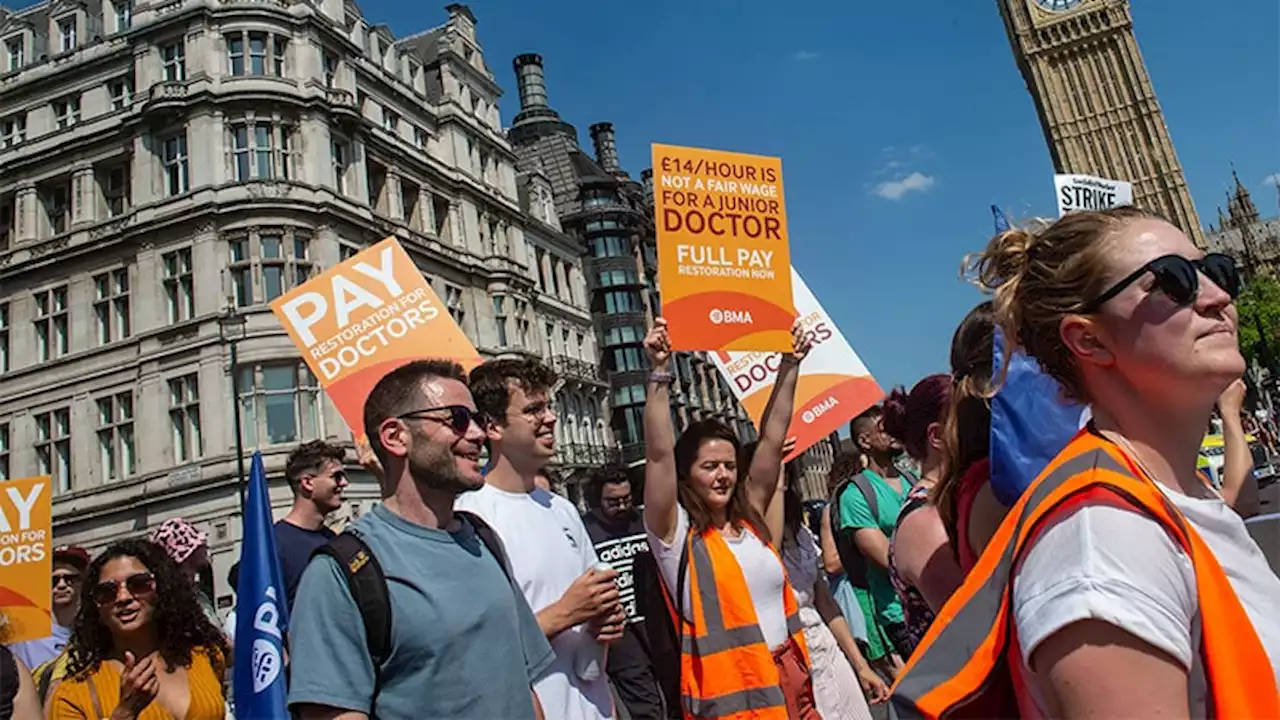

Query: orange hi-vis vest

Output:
[661, 523, 811, 720]
[889, 429, 1280, 719]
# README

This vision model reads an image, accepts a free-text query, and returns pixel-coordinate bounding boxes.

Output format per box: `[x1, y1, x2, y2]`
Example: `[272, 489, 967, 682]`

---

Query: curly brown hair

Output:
[66, 539, 228, 679]
[285, 440, 347, 492]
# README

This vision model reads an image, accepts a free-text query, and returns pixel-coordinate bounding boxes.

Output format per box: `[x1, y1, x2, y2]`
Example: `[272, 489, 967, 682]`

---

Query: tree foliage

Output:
[1235, 273, 1280, 368]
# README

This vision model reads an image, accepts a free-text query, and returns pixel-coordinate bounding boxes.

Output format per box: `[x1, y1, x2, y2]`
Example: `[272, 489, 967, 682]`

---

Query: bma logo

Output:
[801, 396, 839, 424]
[708, 309, 753, 325]
[251, 587, 284, 693]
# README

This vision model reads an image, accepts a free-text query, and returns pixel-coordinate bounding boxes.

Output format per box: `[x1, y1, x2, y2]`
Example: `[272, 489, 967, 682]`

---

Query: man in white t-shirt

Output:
[458, 358, 624, 720]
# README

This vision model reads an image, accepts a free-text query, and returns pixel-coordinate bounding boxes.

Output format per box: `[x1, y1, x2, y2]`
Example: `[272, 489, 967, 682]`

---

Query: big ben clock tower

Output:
[1000, 0, 1205, 245]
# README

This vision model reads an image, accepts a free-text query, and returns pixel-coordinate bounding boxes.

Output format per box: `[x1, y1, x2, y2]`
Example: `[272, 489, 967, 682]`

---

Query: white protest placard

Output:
[1054, 173, 1133, 216]
[709, 267, 883, 460]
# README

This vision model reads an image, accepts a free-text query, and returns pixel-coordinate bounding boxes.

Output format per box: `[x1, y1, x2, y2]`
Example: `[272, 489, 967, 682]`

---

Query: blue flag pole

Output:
[233, 452, 290, 719]
[987, 206, 1089, 505]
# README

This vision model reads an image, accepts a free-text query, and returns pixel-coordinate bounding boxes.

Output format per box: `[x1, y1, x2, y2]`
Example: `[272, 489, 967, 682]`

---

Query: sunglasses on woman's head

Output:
[1083, 253, 1239, 313]
[92, 572, 156, 606]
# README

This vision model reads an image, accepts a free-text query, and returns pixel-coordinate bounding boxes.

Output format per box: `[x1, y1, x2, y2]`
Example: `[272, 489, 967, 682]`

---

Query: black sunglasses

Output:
[397, 405, 489, 434]
[92, 572, 156, 606]
[52, 572, 81, 588]
[1083, 253, 1239, 312]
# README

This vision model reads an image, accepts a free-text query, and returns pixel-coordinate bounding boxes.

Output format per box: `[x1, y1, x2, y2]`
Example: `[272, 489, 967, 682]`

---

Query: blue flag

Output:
[988, 206, 1088, 506]
[990, 328, 1089, 505]
[991, 205, 1011, 234]
[233, 453, 290, 719]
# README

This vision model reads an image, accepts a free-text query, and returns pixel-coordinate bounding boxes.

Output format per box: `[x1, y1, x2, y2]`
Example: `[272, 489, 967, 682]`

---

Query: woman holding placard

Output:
[642, 316, 819, 719]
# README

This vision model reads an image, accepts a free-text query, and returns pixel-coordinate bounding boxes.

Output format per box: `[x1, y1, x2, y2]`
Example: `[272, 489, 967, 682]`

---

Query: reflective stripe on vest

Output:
[889, 431, 1280, 719]
[665, 524, 811, 719]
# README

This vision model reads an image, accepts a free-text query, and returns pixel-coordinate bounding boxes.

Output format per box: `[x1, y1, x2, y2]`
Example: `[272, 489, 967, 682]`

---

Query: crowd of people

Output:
[3, 205, 1279, 719]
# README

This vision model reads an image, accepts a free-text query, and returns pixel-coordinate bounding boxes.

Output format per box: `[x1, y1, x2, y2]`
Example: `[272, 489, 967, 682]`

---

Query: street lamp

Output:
[219, 306, 249, 516]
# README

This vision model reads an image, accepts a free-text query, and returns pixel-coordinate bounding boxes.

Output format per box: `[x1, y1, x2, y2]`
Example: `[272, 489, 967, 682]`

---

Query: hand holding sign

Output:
[354, 435, 385, 485]
[785, 317, 813, 363]
[709, 268, 883, 460]
[643, 319, 672, 369]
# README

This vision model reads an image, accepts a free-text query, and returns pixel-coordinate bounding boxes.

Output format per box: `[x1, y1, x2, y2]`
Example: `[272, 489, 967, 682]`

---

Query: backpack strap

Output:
[851, 470, 880, 521]
[456, 511, 513, 582]
[33, 649, 67, 705]
[313, 532, 392, 693]
[831, 474, 879, 590]
[87, 674, 105, 720]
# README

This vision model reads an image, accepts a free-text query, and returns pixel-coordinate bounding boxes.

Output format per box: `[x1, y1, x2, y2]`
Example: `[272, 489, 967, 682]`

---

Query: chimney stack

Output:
[589, 122, 620, 173]
[508, 52, 578, 147]
[513, 54, 549, 111]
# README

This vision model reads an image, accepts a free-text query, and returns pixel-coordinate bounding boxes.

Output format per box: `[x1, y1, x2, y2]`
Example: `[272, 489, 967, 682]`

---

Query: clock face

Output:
[1033, 0, 1085, 11]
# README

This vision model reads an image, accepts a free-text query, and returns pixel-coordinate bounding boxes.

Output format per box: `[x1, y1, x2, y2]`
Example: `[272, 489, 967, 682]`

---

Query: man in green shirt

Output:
[838, 406, 914, 671]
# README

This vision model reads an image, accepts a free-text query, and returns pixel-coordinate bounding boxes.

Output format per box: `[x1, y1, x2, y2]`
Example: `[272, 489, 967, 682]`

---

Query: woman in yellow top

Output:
[50, 539, 229, 720]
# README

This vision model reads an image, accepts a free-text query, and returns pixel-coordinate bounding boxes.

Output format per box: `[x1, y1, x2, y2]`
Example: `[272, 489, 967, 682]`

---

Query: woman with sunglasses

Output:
[50, 539, 229, 720]
[892, 207, 1280, 718]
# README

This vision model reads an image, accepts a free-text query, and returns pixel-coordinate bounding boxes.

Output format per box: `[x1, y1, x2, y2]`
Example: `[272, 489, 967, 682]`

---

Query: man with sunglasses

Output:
[288, 359, 553, 720]
[8, 546, 88, 672]
[275, 440, 349, 610]
[582, 469, 677, 719]
[458, 358, 623, 720]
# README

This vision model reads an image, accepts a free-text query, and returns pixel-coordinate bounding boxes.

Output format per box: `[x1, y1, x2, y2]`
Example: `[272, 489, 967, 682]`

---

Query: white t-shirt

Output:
[1014, 484, 1280, 715]
[455, 484, 612, 720]
[646, 505, 791, 649]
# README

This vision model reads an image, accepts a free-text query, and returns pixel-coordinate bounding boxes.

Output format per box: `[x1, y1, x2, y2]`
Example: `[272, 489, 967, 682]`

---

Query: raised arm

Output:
[744, 319, 811, 516]
[763, 437, 797, 549]
[642, 319, 680, 544]
[1217, 380, 1260, 518]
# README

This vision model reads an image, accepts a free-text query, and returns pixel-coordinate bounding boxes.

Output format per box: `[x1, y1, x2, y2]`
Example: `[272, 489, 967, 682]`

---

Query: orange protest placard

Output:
[711, 268, 883, 461]
[270, 238, 481, 441]
[0, 476, 53, 644]
[653, 144, 795, 352]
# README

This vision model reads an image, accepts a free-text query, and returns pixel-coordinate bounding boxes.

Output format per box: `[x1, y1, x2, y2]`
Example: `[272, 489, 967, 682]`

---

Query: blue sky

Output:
[143, 0, 1280, 390]
[366, 0, 1277, 391]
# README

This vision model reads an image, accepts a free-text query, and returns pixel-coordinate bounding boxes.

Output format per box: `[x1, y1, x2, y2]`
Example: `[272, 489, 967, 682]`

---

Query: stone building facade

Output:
[0, 0, 609, 607]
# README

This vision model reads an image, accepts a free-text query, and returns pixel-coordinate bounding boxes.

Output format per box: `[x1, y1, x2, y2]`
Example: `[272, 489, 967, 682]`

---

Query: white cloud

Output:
[792, 50, 819, 61]
[1264, 173, 1280, 187]
[873, 172, 936, 200]
[873, 159, 903, 176]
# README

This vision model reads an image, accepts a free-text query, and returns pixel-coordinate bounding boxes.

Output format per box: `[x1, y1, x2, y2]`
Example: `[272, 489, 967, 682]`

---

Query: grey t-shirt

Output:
[286, 504, 555, 719]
